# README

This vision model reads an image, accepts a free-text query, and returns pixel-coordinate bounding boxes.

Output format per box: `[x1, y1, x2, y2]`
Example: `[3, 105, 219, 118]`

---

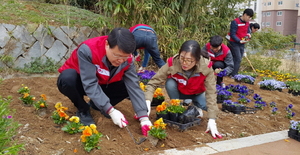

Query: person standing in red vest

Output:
[57, 28, 152, 136]
[129, 24, 165, 72]
[203, 35, 234, 86]
[227, 8, 254, 76]
[145, 40, 222, 139]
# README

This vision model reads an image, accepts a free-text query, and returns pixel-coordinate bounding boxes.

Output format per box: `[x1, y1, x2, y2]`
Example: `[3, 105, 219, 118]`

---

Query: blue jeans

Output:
[133, 49, 150, 68]
[165, 78, 207, 110]
[133, 30, 165, 68]
[228, 41, 245, 76]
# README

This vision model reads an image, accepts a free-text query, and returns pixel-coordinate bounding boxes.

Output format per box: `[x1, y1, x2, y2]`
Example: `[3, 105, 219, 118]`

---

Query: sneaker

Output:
[195, 106, 203, 118]
[137, 67, 145, 73]
[88, 101, 111, 119]
[76, 110, 95, 126]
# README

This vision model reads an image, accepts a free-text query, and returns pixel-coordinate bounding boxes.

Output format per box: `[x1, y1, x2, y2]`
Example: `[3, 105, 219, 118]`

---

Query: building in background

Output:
[261, 0, 300, 43]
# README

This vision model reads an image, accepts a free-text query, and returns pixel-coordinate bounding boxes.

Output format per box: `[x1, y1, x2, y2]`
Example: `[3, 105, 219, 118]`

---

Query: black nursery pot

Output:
[169, 112, 181, 122]
[156, 113, 169, 120]
[151, 98, 164, 106]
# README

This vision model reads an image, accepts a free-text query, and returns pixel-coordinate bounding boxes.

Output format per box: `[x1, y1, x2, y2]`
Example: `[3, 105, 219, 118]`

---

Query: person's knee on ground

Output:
[165, 78, 180, 99]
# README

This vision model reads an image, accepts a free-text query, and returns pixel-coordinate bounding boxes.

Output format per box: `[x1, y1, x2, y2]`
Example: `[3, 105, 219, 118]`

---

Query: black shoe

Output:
[76, 110, 95, 126]
[88, 101, 111, 119]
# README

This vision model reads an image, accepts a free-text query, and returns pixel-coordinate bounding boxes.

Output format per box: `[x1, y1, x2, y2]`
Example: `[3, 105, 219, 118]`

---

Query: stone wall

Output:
[0, 23, 102, 69]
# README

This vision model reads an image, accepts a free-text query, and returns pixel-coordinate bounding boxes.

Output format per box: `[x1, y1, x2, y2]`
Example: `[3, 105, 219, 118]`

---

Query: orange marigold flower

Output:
[80, 135, 87, 142]
[23, 93, 29, 98]
[40, 103, 45, 108]
[40, 94, 47, 100]
[83, 126, 93, 136]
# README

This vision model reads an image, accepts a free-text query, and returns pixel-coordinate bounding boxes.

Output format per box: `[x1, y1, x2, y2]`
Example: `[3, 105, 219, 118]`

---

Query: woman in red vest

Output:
[145, 40, 222, 139]
[57, 28, 152, 136]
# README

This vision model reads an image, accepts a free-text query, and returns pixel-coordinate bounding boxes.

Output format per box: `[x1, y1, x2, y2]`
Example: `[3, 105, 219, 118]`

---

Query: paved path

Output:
[150, 130, 300, 155]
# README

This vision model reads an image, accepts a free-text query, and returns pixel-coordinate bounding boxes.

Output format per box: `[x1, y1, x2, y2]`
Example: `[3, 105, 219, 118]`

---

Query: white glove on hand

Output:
[140, 117, 152, 136]
[215, 68, 222, 74]
[146, 100, 151, 116]
[243, 52, 247, 57]
[240, 40, 248, 44]
[109, 108, 128, 128]
[205, 119, 222, 139]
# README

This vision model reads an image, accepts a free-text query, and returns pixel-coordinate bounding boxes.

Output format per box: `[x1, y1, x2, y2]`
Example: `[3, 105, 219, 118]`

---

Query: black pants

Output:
[213, 61, 225, 85]
[57, 69, 129, 112]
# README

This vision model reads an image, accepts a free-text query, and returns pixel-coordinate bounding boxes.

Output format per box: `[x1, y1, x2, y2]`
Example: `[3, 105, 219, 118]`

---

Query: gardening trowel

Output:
[125, 126, 146, 145]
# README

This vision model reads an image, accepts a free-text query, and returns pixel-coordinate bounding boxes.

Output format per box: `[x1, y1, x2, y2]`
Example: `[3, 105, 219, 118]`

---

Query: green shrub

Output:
[0, 96, 24, 154]
[19, 57, 61, 74]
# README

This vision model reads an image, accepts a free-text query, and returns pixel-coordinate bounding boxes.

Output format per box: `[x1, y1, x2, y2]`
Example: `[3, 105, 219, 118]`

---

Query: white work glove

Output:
[108, 107, 128, 128]
[214, 68, 222, 74]
[240, 40, 248, 44]
[243, 52, 247, 57]
[146, 100, 151, 116]
[205, 119, 222, 139]
[140, 117, 152, 136]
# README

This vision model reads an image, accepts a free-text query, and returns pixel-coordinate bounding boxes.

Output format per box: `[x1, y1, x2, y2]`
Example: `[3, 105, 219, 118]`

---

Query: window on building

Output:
[296, 3, 299, 7]
[262, 22, 265, 26]
[264, 2, 266, 6]
[268, 2, 272, 6]
[266, 12, 271, 16]
[276, 21, 282, 26]
[266, 22, 270, 27]
[277, 11, 282, 16]
[263, 12, 266, 16]
[278, 1, 283, 5]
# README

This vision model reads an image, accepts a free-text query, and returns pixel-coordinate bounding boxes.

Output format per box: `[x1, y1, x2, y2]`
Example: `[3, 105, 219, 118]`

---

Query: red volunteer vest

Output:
[167, 57, 210, 95]
[228, 17, 249, 42]
[58, 36, 132, 85]
[206, 43, 229, 62]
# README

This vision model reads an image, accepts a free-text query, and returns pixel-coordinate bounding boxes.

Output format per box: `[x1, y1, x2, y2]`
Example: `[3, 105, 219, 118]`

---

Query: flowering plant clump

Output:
[252, 94, 266, 110]
[167, 99, 185, 114]
[289, 120, 300, 131]
[137, 70, 156, 84]
[237, 94, 251, 104]
[33, 94, 48, 110]
[285, 104, 295, 119]
[216, 88, 232, 99]
[153, 88, 165, 100]
[156, 101, 168, 114]
[17, 84, 30, 94]
[148, 118, 167, 140]
[269, 101, 276, 107]
[233, 74, 255, 84]
[51, 102, 69, 124]
[19, 93, 36, 105]
[81, 124, 103, 152]
[229, 84, 250, 95]
[271, 107, 278, 114]
[139, 82, 146, 92]
[258, 79, 286, 91]
[62, 116, 84, 134]
[217, 69, 227, 77]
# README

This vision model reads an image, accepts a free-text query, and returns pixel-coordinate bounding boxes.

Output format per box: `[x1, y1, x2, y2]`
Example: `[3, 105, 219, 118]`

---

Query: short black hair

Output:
[210, 35, 223, 47]
[107, 27, 136, 54]
[250, 23, 260, 29]
[179, 40, 209, 61]
[243, 8, 254, 17]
